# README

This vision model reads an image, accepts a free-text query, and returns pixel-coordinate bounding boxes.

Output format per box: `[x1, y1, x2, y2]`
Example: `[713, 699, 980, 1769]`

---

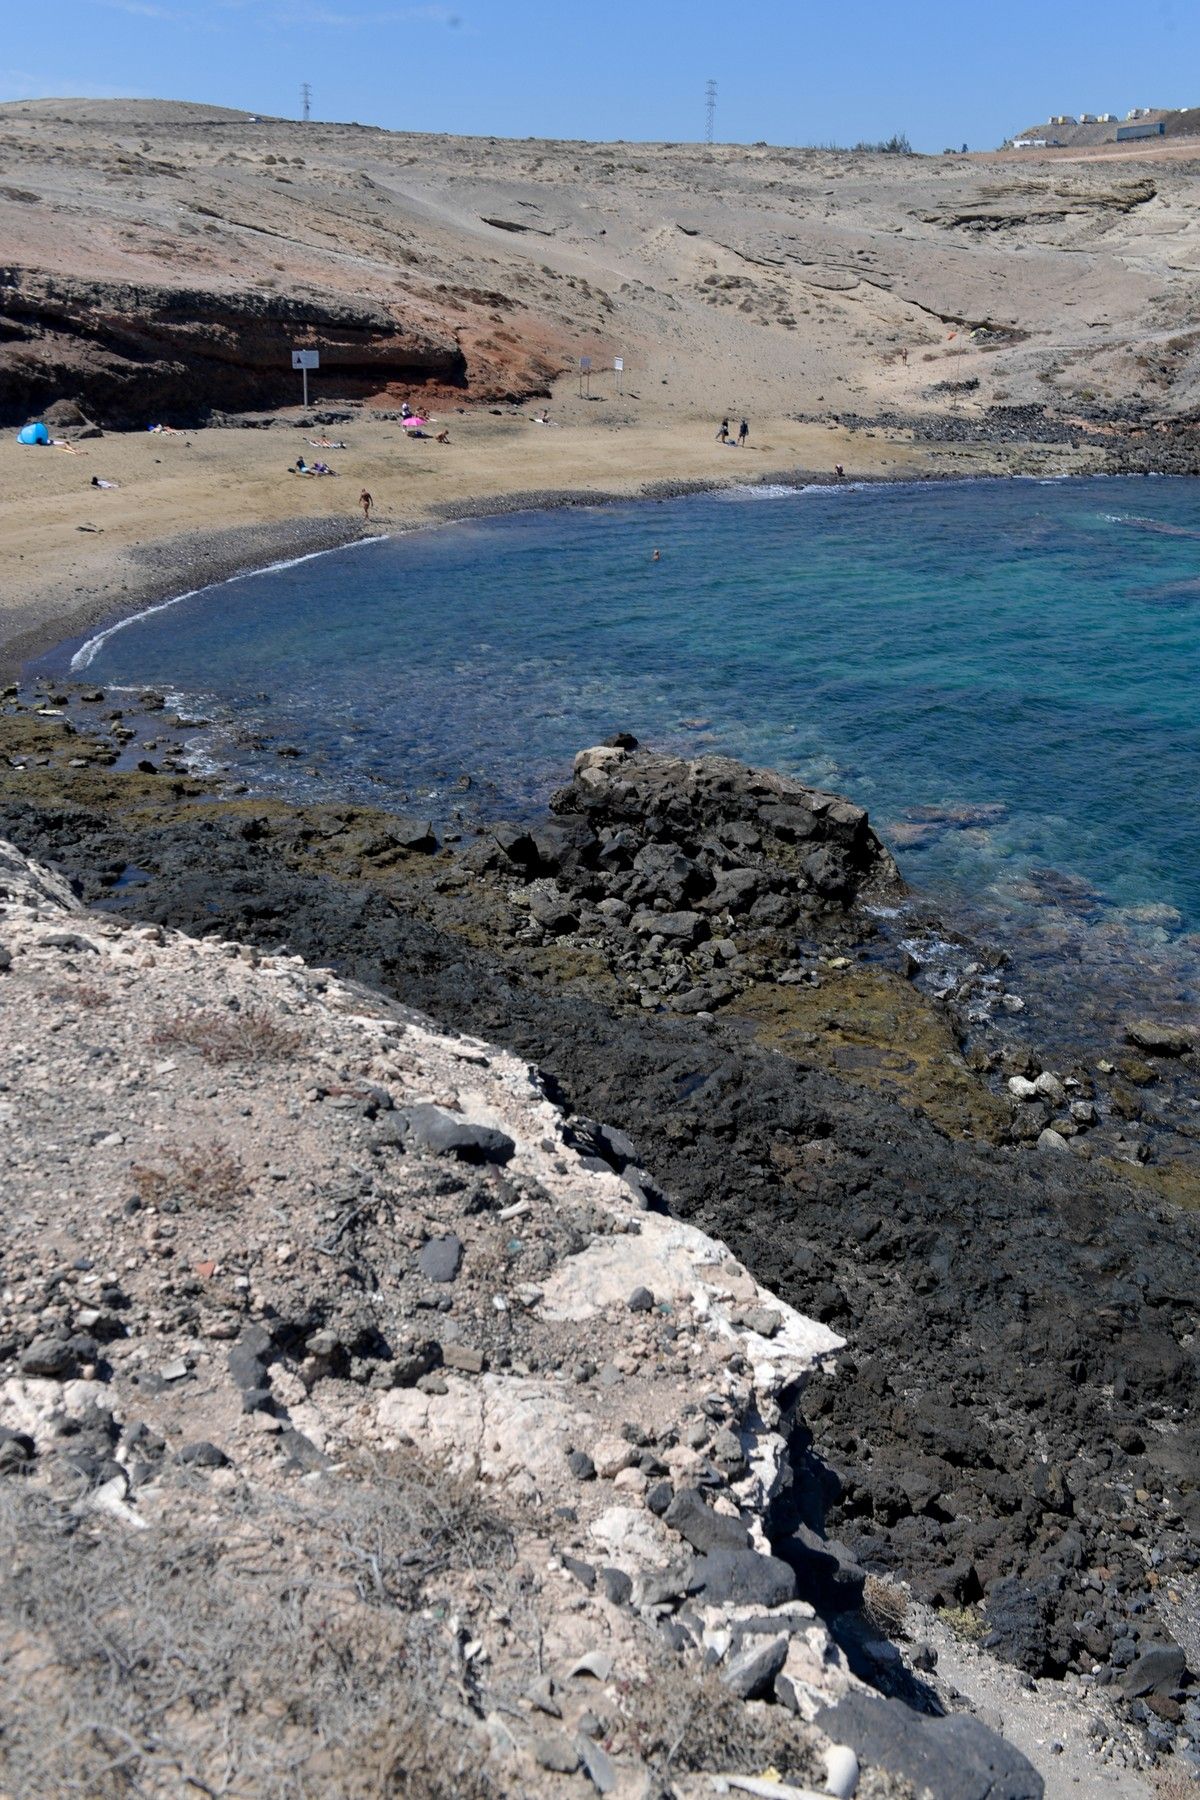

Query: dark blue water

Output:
[58, 477, 1200, 954]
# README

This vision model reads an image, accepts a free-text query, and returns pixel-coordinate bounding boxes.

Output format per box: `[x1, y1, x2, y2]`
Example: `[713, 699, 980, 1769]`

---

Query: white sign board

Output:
[579, 356, 592, 371]
[613, 357, 624, 372]
[292, 349, 320, 370]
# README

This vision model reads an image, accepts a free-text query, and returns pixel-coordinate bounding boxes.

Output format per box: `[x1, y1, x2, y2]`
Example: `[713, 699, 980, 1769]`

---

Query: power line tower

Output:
[301, 82, 312, 122]
[704, 78, 717, 144]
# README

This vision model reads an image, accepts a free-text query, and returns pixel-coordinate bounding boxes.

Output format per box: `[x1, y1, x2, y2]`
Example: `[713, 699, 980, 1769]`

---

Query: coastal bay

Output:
[3, 91, 1200, 1797]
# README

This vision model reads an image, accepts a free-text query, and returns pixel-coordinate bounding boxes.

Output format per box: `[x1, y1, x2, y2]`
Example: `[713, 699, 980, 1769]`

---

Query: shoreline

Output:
[6, 460, 884, 677]
[8, 449, 1170, 682]
[0, 395, 1155, 681]
[2, 513, 373, 681]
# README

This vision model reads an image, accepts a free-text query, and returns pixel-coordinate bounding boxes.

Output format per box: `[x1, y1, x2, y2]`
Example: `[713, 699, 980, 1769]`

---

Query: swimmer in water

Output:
[651, 548, 661, 562]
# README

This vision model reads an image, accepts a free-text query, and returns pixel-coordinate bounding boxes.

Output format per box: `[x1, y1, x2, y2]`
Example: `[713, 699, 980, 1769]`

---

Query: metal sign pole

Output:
[302, 364, 309, 409]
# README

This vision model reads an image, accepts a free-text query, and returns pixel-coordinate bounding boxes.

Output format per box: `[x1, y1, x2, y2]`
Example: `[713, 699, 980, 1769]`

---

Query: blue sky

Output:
[3, 0, 1198, 153]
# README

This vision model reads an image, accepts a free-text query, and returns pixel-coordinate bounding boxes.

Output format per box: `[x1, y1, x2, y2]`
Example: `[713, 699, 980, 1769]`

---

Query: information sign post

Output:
[291, 348, 320, 409]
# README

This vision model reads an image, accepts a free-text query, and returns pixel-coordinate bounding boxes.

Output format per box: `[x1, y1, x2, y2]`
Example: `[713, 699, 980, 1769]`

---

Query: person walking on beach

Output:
[359, 489, 373, 520]
[737, 418, 749, 447]
[716, 418, 729, 443]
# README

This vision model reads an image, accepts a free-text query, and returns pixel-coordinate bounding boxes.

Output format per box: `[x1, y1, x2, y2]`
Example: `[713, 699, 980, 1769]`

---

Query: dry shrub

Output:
[1155, 1772, 1200, 1800]
[151, 1004, 303, 1066]
[863, 1572, 909, 1636]
[41, 980, 113, 1008]
[0, 1459, 513, 1798]
[130, 1139, 246, 1209]
[939, 1602, 986, 1642]
[617, 1647, 822, 1784]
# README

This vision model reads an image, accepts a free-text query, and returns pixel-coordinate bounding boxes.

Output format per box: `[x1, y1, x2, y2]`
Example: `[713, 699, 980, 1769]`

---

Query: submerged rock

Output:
[1125, 1018, 1194, 1057]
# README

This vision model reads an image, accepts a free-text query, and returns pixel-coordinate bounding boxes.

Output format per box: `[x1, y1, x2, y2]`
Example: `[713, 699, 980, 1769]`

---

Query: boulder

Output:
[664, 1486, 751, 1553]
[403, 1104, 515, 1164]
[686, 1548, 797, 1608]
[1119, 1643, 1187, 1700]
[630, 909, 708, 944]
[815, 1693, 1044, 1800]
[983, 1577, 1050, 1674]
[19, 1338, 75, 1379]
[389, 816, 436, 852]
[720, 1632, 790, 1700]
[777, 1522, 866, 1613]
[1125, 1019, 1193, 1057]
[528, 887, 578, 934]
[802, 845, 852, 900]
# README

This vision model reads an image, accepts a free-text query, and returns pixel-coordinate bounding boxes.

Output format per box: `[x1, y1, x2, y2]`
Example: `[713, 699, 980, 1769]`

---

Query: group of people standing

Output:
[716, 417, 750, 446]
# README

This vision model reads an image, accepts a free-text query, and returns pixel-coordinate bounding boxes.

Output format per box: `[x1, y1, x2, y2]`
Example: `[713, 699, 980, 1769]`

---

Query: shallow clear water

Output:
[53, 477, 1200, 960]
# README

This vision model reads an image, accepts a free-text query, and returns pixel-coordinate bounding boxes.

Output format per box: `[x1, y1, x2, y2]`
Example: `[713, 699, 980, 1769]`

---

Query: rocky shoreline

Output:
[1, 701, 1197, 1788]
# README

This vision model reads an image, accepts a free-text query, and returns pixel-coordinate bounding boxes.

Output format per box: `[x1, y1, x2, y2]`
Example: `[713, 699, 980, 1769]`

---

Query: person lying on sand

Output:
[53, 439, 86, 454]
[292, 457, 336, 475]
[147, 423, 180, 434]
[309, 438, 346, 449]
[90, 475, 119, 489]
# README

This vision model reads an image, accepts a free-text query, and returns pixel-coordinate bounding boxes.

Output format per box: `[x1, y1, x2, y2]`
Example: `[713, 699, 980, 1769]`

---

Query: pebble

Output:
[823, 1743, 860, 1798]
[533, 1733, 579, 1774]
[175, 1441, 230, 1469]
[417, 1234, 463, 1283]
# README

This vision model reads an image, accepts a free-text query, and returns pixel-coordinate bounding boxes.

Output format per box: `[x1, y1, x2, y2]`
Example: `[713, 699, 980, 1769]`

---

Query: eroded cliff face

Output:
[0, 269, 566, 424]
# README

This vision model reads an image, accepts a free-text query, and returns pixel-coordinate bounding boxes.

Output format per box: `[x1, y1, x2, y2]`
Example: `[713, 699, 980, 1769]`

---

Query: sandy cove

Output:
[6, 96, 1199, 675]
[0, 400, 1109, 679]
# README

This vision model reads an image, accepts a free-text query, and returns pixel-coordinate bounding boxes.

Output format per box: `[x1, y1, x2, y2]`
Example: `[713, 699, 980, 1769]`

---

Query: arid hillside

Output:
[4, 96, 1200, 425]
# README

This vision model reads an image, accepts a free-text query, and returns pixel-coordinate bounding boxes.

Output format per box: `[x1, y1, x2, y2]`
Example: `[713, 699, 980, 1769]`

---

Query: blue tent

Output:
[17, 422, 49, 445]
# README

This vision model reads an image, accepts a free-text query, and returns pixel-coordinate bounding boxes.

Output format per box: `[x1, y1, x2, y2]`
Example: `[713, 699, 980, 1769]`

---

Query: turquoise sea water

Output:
[57, 476, 1200, 959]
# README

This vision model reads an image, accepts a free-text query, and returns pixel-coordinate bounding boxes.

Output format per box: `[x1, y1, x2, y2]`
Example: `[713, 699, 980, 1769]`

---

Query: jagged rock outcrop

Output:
[462, 739, 903, 1017]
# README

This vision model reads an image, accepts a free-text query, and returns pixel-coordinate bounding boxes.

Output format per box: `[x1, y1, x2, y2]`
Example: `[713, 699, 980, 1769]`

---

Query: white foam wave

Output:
[723, 481, 865, 501]
[70, 534, 389, 672]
